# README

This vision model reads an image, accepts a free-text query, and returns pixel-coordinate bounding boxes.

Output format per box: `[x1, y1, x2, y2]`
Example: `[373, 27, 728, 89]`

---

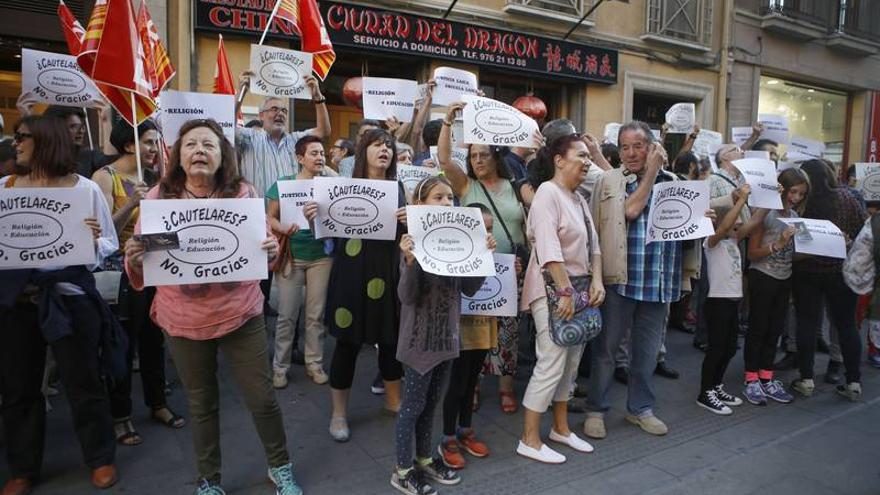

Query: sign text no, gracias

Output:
[647, 180, 714, 244]
[461, 253, 517, 316]
[462, 94, 539, 148]
[0, 188, 95, 269]
[140, 199, 267, 286]
[22, 48, 102, 108]
[406, 205, 495, 277]
[249, 45, 313, 99]
[312, 178, 399, 240]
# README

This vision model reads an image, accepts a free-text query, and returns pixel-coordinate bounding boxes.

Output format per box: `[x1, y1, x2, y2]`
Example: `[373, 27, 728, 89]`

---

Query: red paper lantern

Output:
[512, 93, 547, 121]
[342, 77, 363, 108]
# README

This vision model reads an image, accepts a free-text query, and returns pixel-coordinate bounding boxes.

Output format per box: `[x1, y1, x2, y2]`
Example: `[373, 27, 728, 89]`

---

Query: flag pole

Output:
[131, 92, 143, 182]
[82, 108, 95, 150]
[259, 0, 282, 45]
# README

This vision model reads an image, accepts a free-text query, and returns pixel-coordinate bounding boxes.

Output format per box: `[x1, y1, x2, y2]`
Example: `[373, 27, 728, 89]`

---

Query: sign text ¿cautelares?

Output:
[328, 184, 387, 201]
[654, 185, 701, 202]
[420, 210, 481, 231]
[161, 208, 249, 231]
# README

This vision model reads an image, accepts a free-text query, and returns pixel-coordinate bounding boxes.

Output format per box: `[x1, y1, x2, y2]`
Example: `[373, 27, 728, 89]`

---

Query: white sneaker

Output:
[273, 370, 288, 389]
[549, 430, 594, 453]
[516, 440, 566, 464]
[307, 367, 329, 385]
[836, 382, 862, 402]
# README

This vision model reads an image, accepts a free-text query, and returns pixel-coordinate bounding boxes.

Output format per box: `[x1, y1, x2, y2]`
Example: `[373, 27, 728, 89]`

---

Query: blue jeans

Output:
[587, 290, 668, 416]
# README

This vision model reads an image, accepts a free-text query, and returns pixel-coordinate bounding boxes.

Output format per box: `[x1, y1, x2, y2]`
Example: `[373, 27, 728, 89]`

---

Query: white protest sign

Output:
[651, 129, 662, 140]
[362, 77, 418, 123]
[0, 188, 96, 269]
[665, 103, 695, 133]
[429, 146, 467, 173]
[744, 150, 770, 160]
[855, 163, 880, 202]
[693, 129, 723, 157]
[249, 45, 313, 99]
[406, 205, 495, 277]
[312, 177, 399, 240]
[140, 199, 268, 286]
[432, 67, 478, 106]
[778, 218, 846, 259]
[785, 151, 814, 163]
[731, 126, 752, 146]
[647, 181, 714, 244]
[777, 161, 798, 172]
[415, 83, 429, 106]
[278, 180, 313, 230]
[159, 90, 235, 146]
[603, 123, 621, 145]
[397, 165, 440, 198]
[757, 114, 790, 144]
[789, 136, 825, 159]
[21, 48, 102, 108]
[462, 94, 539, 148]
[461, 253, 517, 317]
[732, 158, 783, 210]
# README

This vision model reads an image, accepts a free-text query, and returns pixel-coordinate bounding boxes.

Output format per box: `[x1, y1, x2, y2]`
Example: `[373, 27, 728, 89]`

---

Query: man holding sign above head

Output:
[1, 114, 121, 493]
[123, 119, 302, 495]
[265, 135, 333, 388]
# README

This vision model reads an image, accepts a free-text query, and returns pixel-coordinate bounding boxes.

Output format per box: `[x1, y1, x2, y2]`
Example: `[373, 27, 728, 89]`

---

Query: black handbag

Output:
[477, 181, 530, 267]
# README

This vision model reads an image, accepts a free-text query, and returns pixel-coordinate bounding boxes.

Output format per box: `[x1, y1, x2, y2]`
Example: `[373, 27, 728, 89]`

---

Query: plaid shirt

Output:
[236, 127, 311, 198]
[614, 175, 683, 303]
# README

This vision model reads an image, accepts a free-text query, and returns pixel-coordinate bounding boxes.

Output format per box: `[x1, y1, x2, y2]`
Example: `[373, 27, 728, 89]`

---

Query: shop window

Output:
[644, 0, 713, 48]
[505, 0, 592, 18]
[758, 75, 848, 165]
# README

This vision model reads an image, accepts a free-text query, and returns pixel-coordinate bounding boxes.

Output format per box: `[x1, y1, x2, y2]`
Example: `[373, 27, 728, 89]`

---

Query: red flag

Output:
[58, 1, 86, 56]
[213, 34, 236, 95]
[77, 0, 156, 125]
[137, 0, 175, 98]
[266, 0, 335, 80]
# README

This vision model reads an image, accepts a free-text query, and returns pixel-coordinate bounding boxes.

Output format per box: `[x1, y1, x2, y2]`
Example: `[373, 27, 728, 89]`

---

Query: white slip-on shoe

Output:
[549, 430, 594, 453]
[516, 440, 566, 464]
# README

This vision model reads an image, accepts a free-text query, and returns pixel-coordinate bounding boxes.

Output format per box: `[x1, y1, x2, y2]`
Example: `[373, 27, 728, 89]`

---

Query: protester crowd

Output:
[2, 70, 878, 495]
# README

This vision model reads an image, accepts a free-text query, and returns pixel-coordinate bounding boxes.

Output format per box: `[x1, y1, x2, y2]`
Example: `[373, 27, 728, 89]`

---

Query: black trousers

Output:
[792, 270, 862, 383]
[442, 349, 488, 436]
[744, 270, 791, 373]
[700, 298, 740, 392]
[109, 280, 168, 418]
[329, 339, 403, 390]
[0, 297, 115, 479]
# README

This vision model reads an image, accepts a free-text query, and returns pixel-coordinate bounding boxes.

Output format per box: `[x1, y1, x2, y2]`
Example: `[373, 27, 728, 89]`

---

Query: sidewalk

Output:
[2, 322, 877, 495]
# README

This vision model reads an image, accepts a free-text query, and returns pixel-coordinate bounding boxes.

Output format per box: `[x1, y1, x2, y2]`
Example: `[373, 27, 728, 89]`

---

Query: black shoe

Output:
[567, 397, 588, 413]
[573, 383, 588, 398]
[817, 337, 830, 354]
[655, 362, 680, 380]
[614, 366, 629, 385]
[824, 360, 843, 385]
[371, 373, 386, 395]
[290, 349, 305, 366]
[692, 340, 708, 352]
[774, 352, 797, 371]
[668, 320, 695, 334]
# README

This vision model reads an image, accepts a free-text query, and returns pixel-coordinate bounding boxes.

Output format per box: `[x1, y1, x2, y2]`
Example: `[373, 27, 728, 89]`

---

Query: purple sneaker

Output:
[762, 380, 794, 404]
[742, 381, 767, 406]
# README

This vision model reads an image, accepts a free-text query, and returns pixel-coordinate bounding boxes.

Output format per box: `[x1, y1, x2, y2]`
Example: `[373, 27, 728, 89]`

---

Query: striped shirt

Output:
[236, 127, 312, 198]
[338, 155, 355, 178]
[614, 177, 683, 303]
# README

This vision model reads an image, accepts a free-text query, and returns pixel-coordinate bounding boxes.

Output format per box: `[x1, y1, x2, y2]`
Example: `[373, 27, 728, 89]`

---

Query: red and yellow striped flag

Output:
[137, 0, 175, 97]
[265, 0, 336, 80]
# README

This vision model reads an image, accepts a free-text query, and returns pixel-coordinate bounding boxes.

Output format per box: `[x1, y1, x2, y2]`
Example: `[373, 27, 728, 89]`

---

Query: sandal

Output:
[499, 390, 518, 414]
[114, 419, 143, 446]
[151, 406, 186, 429]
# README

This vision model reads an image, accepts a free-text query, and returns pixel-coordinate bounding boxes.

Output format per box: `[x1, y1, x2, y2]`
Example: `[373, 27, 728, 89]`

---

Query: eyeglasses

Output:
[68, 123, 86, 132]
[262, 106, 289, 115]
[13, 132, 32, 143]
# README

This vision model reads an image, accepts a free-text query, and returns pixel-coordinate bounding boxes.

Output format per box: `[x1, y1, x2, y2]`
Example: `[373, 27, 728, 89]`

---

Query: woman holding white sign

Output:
[790, 160, 867, 401]
[317, 128, 407, 442]
[516, 134, 604, 464]
[265, 135, 333, 387]
[93, 118, 186, 446]
[1, 115, 121, 492]
[123, 120, 301, 495]
[439, 101, 527, 414]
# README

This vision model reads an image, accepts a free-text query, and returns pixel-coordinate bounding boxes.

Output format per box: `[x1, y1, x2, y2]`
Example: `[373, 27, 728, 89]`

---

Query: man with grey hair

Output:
[585, 121, 689, 439]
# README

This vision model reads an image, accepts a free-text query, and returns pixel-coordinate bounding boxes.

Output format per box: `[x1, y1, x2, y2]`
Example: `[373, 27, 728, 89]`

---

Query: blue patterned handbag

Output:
[543, 273, 603, 347]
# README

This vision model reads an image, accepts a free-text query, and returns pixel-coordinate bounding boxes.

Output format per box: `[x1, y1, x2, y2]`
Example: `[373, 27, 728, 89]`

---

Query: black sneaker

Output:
[371, 373, 385, 395]
[419, 457, 461, 486]
[714, 385, 743, 406]
[391, 470, 436, 495]
[696, 390, 732, 415]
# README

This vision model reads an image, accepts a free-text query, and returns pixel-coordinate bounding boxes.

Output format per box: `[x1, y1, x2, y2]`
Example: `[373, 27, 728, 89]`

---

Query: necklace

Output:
[185, 186, 215, 199]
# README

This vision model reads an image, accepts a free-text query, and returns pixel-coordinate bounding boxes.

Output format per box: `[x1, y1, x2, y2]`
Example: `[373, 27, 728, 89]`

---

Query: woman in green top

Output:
[438, 101, 528, 414]
[266, 135, 333, 388]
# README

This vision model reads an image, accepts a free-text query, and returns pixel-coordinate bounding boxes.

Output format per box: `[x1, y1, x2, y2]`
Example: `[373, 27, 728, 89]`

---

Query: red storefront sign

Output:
[867, 91, 880, 162]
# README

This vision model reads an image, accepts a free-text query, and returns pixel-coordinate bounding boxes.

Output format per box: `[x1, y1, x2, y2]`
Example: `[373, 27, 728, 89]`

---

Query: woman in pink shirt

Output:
[516, 134, 605, 464]
[124, 120, 300, 495]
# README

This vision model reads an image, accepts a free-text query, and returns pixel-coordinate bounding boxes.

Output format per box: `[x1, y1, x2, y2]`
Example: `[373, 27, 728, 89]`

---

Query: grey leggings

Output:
[395, 361, 451, 469]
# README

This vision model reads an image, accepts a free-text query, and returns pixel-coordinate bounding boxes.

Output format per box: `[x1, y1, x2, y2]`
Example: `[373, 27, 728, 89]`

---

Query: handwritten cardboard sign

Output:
[278, 179, 313, 230]
[249, 45, 313, 99]
[362, 77, 418, 122]
[732, 158, 783, 210]
[432, 67, 478, 106]
[461, 253, 517, 316]
[406, 205, 495, 277]
[665, 103, 695, 133]
[21, 48, 102, 107]
[0, 188, 95, 269]
[140, 199, 268, 286]
[312, 177, 399, 240]
[647, 181, 714, 244]
[158, 90, 235, 146]
[692, 129, 723, 157]
[855, 163, 880, 202]
[462, 94, 539, 148]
